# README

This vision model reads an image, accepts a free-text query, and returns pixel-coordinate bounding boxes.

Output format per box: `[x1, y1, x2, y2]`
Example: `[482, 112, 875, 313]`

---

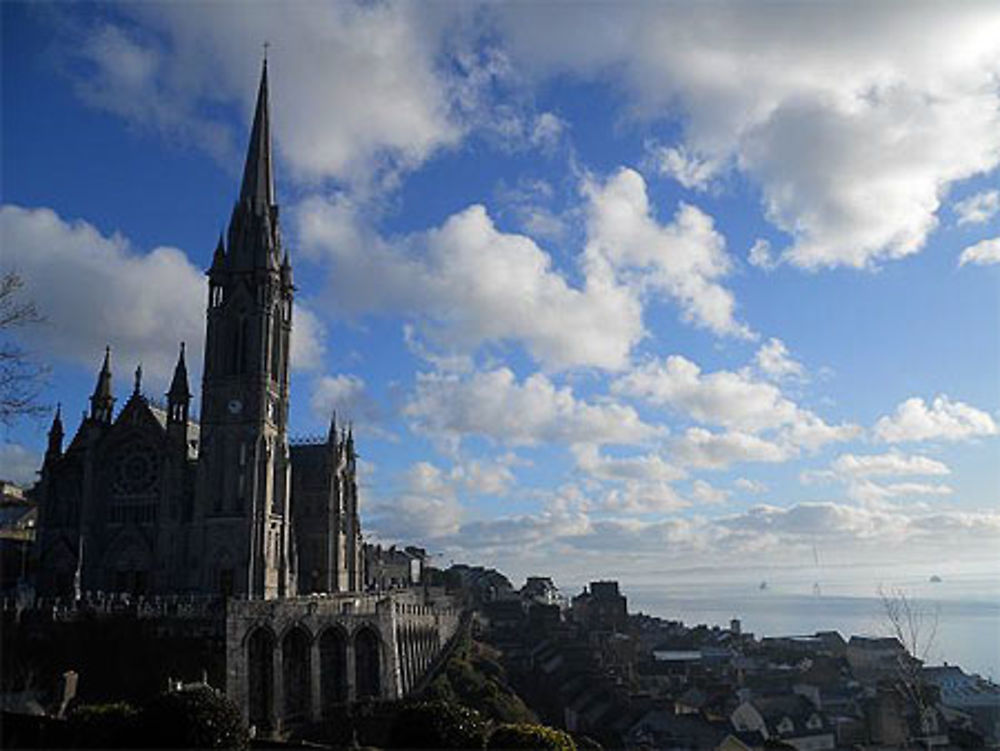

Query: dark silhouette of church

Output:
[33, 60, 363, 600]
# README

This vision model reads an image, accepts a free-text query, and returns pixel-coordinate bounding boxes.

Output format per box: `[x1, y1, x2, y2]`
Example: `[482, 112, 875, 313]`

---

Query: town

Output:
[3, 476, 999, 750]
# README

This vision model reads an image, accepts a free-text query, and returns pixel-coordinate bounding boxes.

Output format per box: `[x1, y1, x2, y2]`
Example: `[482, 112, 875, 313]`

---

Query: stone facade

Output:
[31, 60, 362, 602]
[225, 592, 460, 733]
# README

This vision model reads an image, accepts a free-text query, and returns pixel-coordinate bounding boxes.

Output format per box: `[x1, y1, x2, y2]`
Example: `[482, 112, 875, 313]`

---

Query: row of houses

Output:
[477, 577, 999, 750]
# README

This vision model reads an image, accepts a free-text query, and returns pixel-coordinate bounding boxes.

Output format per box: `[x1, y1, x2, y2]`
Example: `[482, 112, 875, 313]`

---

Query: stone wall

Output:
[225, 590, 461, 736]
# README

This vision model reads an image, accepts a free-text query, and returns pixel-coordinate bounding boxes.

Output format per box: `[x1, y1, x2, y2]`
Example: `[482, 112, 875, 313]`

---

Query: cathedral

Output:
[33, 60, 364, 601]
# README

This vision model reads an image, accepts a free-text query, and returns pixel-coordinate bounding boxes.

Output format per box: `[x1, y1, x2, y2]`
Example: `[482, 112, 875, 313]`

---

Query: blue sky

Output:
[2, 1, 999, 592]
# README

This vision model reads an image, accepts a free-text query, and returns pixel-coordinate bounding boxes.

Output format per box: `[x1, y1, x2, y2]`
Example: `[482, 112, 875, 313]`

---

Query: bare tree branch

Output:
[879, 584, 941, 750]
[0, 271, 49, 425]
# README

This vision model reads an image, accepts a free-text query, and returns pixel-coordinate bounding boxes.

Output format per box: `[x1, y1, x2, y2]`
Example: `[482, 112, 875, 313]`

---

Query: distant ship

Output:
[759, 581, 768, 590]
[930, 575, 943, 583]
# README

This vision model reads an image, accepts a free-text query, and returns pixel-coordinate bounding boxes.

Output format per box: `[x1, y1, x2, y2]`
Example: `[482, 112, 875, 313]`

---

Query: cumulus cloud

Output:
[643, 143, 723, 190]
[0, 205, 325, 387]
[494, 3, 1000, 270]
[367, 461, 464, 541]
[583, 168, 753, 339]
[404, 367, 662, 449]
[613, 355, 854, 452]
[747, 239, 777, 271]
[309, 374, 381, 428]
[802, 449, 954, 504]
[671, 427, 791, 470]
[298, 195, 641, 371]
[734, 477, 767, 494]
[64, 3, 467, 188]
[690, 479, 730, 505]
[1, 205, 205, 384]
[829, 450, 950, 479]
[958, 237, 1000, 267]
[954, 190, 1000, 226]
[573, 444, 685, 485]
[754, 338, 806, 381]
[874, 395, 998, 443]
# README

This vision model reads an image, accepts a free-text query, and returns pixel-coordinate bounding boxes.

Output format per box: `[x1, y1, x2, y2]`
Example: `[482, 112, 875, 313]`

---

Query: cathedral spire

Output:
[90, 346, 114, 423]
[239, 58, 274, 213]
[133, 363, 143, 397]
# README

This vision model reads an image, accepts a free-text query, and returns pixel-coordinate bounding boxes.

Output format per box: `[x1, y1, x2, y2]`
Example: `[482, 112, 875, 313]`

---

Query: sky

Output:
[2, 1, 999, 598]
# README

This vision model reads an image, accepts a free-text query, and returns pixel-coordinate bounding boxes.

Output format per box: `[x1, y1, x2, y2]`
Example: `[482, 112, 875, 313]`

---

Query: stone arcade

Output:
[27, 59, 461, 731]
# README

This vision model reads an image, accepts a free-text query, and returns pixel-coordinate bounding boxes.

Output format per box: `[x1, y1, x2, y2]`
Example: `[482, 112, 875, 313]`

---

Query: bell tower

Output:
[196, 58, 294, 599]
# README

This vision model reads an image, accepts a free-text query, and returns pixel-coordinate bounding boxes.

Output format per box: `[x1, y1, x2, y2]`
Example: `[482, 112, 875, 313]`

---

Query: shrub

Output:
[487, 723, 576, 751]
[136, 686, 249, 749]
[389, 700, 487, 749]
[69, 702, 140, 748]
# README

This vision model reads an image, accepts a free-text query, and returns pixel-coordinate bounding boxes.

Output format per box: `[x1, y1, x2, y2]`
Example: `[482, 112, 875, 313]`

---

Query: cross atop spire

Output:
[239, 57, 274, 212]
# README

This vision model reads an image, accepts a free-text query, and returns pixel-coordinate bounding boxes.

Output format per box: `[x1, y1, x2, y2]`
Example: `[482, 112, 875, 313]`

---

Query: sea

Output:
[618, 569, 1000, 682]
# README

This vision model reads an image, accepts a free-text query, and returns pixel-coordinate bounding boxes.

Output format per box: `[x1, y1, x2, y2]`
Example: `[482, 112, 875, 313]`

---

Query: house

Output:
[731, 695, 834, 751]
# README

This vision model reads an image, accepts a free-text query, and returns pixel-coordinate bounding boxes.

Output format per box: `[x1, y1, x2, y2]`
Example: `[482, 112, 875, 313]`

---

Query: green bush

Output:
[69, 702, 140, 748]
[136, 686, 249, 749]
[486, 723, 576, 751]
[388, 700, 487, 749]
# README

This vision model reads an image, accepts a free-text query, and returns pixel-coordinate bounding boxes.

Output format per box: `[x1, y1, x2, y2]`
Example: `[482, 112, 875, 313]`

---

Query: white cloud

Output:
[0, 205, 204, 385]
[958, 237, 1000, 267]
[613, 355, 854, 452]
[802, 449, 953, 504]
[644, 143, 722, 189]
[735, 477, 767, 494]
[368, 462, 464, 542]
[67, 4, 467, 189]
[583, 168, 754, 339]
[690, 479, 730, 505]
[671, 427, 791, 470]
[847, 479, 954, 504]
[404, 367, 662, 448]
[954, 190, 1000, 226]
[309, 374, 381, 428]
[573, 444, 686, 485]
[829, 450, 950, 479]
[874, 395, 998, 443]
[494, 4, 1000, 270]
[0, 205, 326, 388]
[437, 499, 1000, 582]
[755, 338, 805, 381]
[0, 442, 43, 487]
[298, 194, 642, 371]
[748, 238, 777, 271]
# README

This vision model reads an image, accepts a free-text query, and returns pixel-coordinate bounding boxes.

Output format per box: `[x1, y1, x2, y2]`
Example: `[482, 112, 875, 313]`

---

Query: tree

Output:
[486, 723, 576, 751]
[388, 700, 487, 749]
[879, 585, 940, 750]
[136, 686, 249, 749]
[0, 271, 48, 425]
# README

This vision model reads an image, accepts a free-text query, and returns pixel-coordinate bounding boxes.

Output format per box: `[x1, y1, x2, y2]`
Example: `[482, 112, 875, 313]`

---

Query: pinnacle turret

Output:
[167, 342, 191, 425]
[46, 403, 64, 460]
[89, 346, 114, 423]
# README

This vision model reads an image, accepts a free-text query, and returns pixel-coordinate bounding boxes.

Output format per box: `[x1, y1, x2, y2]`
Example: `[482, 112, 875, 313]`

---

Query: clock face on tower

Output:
[228, 398, 243, 415]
